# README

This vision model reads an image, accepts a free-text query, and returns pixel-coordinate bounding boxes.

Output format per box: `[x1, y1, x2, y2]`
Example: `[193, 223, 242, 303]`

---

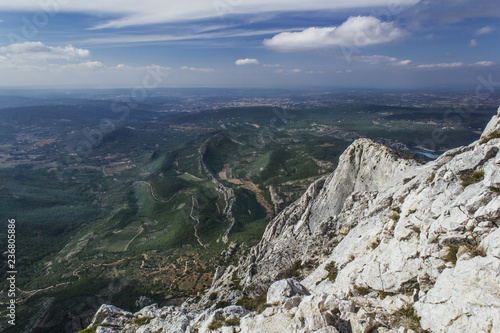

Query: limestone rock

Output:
[267, 278, 310, 304]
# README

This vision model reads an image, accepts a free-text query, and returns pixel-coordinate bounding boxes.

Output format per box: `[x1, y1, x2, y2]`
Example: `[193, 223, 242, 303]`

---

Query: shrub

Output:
[460, 170, 485, 187]
[256, 303, 271, 314]
[236, 292, 267, 311]
[225, 318, 240, 326]
[207, 318, 224, 330]
[354, 285, 370, 296]
[444, 244, 459, 266]
[209, 292, 218, 301]
[134, 316, 152, 326]
[379, 291, 396, 299]
[480, 131, 500, 144]
[393, 303, 430, 332]
[324, 261, 338, 283]
[390, 213, 400, 222]
[215, 300, 230, 309]
[370, 238, 381, 250]
[426, 173, 435, 183]
[391, 206, 402, 214]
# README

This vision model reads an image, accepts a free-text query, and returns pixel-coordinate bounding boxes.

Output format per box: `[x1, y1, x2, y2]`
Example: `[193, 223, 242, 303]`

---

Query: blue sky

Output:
[0, 0, 498, 89]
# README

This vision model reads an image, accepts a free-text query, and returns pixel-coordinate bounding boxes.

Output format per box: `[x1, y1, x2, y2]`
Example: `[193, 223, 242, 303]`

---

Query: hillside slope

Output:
[83, 107, 500, 333]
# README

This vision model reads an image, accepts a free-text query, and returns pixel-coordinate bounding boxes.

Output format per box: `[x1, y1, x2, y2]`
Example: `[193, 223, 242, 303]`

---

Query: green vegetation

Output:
[324, 261, 338, 283]
[207, 318, 224, 330]
[225, 318, 241, 326]
[390, 213, 400, 222]
[1, 91, 496, 333]
[370, 238, 381, 250]
[354, 285, 371, 296]
[479, 131, 500, 144]
[460, 170, 485, 187]
[236, 292, 267, 312]
[444, 244, 460, 265]
[393, 303, 430, 333]
[133, 316, 153, 326]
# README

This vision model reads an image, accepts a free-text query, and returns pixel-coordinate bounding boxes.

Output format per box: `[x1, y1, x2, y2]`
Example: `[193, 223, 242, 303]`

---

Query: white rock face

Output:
[267, 278, 310, 304]
[85, 107, 500, 333]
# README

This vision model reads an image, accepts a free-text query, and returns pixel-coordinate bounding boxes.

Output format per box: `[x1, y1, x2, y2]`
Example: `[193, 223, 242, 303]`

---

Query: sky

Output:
[0, 0, 498, 89]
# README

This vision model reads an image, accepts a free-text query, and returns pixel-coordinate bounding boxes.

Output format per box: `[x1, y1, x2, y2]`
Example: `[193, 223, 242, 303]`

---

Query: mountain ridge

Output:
[83, 107, 500, 333]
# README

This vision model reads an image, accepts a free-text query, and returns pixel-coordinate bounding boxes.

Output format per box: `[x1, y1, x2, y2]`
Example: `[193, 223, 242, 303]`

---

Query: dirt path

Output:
[190, 196, 208, 248]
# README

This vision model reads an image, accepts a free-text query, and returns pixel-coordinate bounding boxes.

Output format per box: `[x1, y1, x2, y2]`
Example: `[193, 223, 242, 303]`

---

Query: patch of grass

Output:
[236, 291, 267, 312]
[225, 318, 241, 326]
[79, 324, 117, 333]
[391, 206, 402, 214]
[370, 238, 381, 250]
[411, 225, 421, 234]
[426, 173, 435, 183]
[324, 261, 338, 283]
[444, 244, 459, 266]
[407, 209, 417, 216]
[390, 213, 400, 222]
[379, 291, 396, 299]
[316, 277, 327, 285]
[134, 316, 153, 326]
[209, 292, 218, 301]
[354, 285, 371, 296]
[460, 170, 485, 187]
[230, 271, 243, 291]
[403, 177, 414, 184]
[215, 300, 230, 309]
[479, 131, 500, 144]
[207, 318, 224, 330]
[393, 303, 429, 332]
[256, 302, 271, 314]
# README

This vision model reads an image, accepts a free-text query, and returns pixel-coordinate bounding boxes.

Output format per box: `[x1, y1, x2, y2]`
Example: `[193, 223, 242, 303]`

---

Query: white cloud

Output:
[60, 61, 106, 70]
[416, 61, 495, 69]
[235, 58, 260, 65]
[472, 61, 495, 67]
[355, 55, 411, 66]
[0, 1, 420, 29]
[475, 26, 494, 35]
[180, 66, 214, 72]
[417, 62, 464, 69]
[469, 39, 477, 47]
[0, 42, 89, 61]
[264, 16, 406, 52]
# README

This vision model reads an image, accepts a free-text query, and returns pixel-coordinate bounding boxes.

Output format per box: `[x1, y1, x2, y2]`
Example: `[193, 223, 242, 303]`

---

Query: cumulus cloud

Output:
[264, 16, 406, 52]
[355, 55, 411, 66]
[475, 26, 494, 35]
[180, 66, 214, 72]
[0, 42, 89, 60]
[235, 58, 260, 65]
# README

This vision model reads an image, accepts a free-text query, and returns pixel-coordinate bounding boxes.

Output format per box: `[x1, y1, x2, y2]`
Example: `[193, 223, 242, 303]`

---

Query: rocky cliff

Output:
[84, 108, 500, 333]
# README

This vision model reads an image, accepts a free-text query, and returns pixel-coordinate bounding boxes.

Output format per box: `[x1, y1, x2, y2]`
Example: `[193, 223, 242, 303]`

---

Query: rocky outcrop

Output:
[84, 107, 500, 333]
